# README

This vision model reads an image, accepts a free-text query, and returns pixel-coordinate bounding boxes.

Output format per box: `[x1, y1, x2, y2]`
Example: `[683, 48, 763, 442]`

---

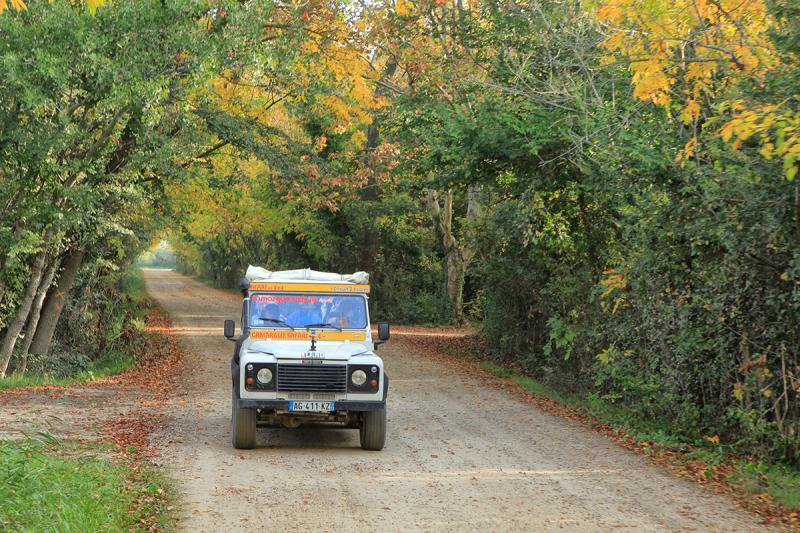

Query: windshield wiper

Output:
[257, 317, 295, 330]
[301, 322, 342, 332]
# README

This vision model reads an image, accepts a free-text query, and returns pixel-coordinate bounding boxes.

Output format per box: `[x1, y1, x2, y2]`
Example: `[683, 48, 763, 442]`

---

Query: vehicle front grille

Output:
[277, 364, 348, 392]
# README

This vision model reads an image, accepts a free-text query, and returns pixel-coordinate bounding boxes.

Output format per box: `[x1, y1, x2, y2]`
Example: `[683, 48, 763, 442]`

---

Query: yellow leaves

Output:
[596, 346, 617, 365]
[680, 100, 701, 125]
[599, 269, 626, 294]
[733, 382, 744, 401]
[593, 0, 790, 170]
[350, 130, 367, 146]
[239, 157, 267, 180]
[596, 346, 632, 364]
[86, 0, 108, 15]
[720, 107, 800, 179]
[734, 45, 759, 72]
[395, 0, 411, 17]
[599, 269, 627, 313]
[313, 135, 328, 154]
[705, 434, 720, 445]
[720, 121, 736, 143]
[675, 137, 698, 163]
[630, 60, 672, 105]
[596, 3, 625, 24]
[0, 0, 26, 14]
[0, 1, 115, 16]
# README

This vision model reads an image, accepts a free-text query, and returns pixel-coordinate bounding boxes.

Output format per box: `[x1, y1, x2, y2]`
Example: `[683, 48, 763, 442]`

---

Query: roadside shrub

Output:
[22, 349, 93, 378]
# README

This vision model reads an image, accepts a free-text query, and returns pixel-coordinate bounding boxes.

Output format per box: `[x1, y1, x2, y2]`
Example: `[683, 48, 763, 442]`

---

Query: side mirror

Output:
[224, 319, 236, 339]
[378, 322, 390, 341]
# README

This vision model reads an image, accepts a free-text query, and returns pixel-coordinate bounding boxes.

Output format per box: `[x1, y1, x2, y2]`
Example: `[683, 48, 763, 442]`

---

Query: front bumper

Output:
[237, 399, 385, 411]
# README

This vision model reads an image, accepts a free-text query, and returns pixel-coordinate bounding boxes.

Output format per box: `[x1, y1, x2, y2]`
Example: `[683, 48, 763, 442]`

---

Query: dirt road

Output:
[142, 268, 770, 532]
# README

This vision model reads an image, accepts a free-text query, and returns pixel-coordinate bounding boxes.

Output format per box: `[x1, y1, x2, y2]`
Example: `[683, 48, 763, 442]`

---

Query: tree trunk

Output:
[15, 256, 63, 375]
[0, 235, 51, 378]
[446, 250, 468, 322]
[358, 61, 398, 275]
[29, 249, 85, 357]
[0, 221, 24, 329]
[426, 186, 480, 323]
[795, 180, 799, 246]
[359, 123, 382, 275]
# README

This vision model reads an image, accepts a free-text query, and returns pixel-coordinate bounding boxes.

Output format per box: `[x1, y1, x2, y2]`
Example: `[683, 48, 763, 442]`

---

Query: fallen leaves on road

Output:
[102, 305, 187, 456]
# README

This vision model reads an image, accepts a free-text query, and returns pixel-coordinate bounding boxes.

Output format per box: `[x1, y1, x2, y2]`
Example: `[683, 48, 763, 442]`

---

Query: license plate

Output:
[289, 401, 334, 413]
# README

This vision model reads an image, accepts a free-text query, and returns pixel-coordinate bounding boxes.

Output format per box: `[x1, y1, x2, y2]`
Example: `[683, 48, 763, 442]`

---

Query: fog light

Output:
[351, 370, 367, 386]
[371, 366, 378, 373]
[256, 367, 273, 384]
[246, 364, 254, 371]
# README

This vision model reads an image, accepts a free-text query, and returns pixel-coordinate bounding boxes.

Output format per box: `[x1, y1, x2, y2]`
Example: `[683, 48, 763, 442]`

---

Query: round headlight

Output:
[351, 369, 367, 386]
[256, 367, 273, 384]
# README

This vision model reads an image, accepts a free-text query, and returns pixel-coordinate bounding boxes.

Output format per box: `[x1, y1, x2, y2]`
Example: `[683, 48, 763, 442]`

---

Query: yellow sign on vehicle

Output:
[250, 330, 367, 341]
[249, 282, 370, 294]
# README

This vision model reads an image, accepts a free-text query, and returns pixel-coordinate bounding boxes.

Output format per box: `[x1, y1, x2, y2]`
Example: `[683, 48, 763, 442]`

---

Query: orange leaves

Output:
[0, 0, 26, 14]
[313, 135, 328, 154]
[630, 60, 672, 106]
[395, 0, 411, 17]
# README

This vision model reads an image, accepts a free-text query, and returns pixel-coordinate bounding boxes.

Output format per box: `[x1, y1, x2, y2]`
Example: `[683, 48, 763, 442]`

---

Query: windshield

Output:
[249, 293, 368, 329]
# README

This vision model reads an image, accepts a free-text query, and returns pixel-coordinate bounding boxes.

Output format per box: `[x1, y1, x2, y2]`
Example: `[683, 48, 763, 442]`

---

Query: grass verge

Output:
[0, 268, 146, 392]
[0, 435, 173, 532]
[481, 361, 800, 518]
[0, 355, 136, 392]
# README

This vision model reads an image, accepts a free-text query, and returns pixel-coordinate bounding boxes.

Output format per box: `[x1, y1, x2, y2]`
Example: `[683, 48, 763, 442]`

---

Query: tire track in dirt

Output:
[144, 268, 776, 533]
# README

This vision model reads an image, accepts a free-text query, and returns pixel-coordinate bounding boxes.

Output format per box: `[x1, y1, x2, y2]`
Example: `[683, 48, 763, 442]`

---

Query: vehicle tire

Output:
[231, 387, 256, 449]
[359, 407, 387, 451]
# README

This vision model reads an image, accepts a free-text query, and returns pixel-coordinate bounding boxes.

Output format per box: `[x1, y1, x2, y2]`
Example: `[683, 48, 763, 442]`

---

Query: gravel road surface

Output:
[143, 269, 773, 532]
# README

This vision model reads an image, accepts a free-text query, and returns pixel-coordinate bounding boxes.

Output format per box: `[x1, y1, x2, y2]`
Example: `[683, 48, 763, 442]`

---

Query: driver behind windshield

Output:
[330, 299, 364, 328]
[262, 303, 281, 321]
[251, 301, 282, 326]
[286, 299, 322, 328]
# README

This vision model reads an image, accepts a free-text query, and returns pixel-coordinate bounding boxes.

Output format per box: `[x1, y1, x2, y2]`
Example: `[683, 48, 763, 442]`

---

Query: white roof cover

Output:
[245, 265, 369, 284]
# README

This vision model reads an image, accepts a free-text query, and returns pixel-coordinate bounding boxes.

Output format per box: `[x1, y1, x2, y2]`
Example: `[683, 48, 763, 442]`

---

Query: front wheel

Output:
[231, 387, 256, 449]
[359, 407, 387, 451]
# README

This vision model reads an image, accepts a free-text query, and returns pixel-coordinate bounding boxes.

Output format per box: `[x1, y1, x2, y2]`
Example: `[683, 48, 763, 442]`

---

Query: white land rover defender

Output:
[224, 267, 390, 450]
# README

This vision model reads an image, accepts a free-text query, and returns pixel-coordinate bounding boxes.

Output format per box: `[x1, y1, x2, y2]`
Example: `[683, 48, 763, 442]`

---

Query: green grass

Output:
[120, 266, 146, 301]
[481, 362, 581, 406]
[481, 360, 800, 510]
[729, 461, 800, 509]
[0, 436, 173, 532]
[0, 354, 135, 392]
[483, 362, 683, 446]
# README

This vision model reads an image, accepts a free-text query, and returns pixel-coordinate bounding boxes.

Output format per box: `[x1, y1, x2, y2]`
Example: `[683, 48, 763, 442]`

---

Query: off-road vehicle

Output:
[224, 267, 389, 450]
